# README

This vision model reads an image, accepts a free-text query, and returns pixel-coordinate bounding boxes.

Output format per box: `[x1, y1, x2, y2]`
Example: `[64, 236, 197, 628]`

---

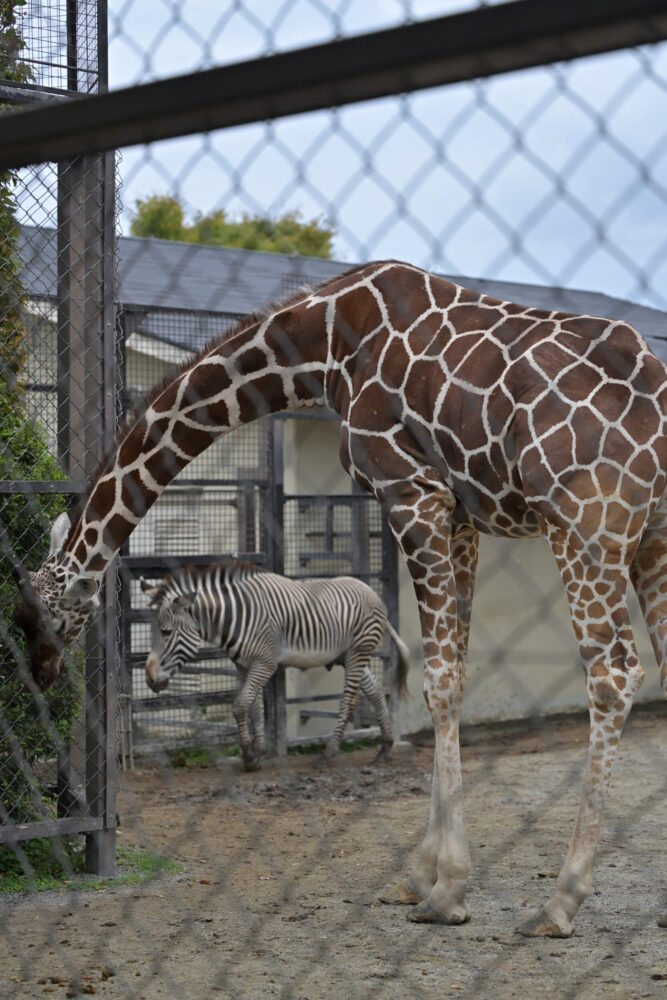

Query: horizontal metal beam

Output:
[0, 80, 73, 107]
[0, 480, 86, 495]
[0, 0, 665, 170]
[0, 814, 103, 845]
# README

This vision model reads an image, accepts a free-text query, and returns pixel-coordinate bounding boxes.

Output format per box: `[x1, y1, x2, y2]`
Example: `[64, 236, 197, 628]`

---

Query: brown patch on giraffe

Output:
[88, 478, 116, 521]
[350, 379, 398, 433]
[371, 269, 432, 333]
[331, 290, 383, 364]
[403, 359, 442, 424]
[121, 469, 158, 516]
[380, 336, 411, 389]
[507, 356, 549, 405]
[627, 448, 658, 484]
[87, 553, 107, 572]
[102, 513, 134, 552]
[349, 432, 416, 484]
[171, 419, 217, 458]
[571, 408, 604, 465]
[441, 331, 480, 372]
[145, 448, 184, 486]
[186, 398, 230, 428]
[531, 391, 572, 435]
[427, 276, 459, 310]
[461, 340, 507, 389]
[485, 384, 514, 437]
[624, 396, 661, 445]
[590, 382, 632, 422]
[237, 374, 289, 423]
[586, 336, 636, 381]
[541, 424, 575, 476]
[439, 382, 488, 452]
[467, 450, 507, 496]
[406, 312, 449, 357]
[434, 428, 467, 475]
[74, 541, 87, 564]
[603, 427, 635, 466]
[269, 303, 329, 368]
[553, 362, 598, 403]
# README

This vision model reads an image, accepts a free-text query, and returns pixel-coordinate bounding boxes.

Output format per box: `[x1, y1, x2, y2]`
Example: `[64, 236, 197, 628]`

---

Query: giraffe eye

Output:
[55, 621, 66, 637]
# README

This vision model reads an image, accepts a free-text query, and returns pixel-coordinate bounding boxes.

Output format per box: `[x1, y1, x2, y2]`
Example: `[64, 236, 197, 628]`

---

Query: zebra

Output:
[140, 560, 411, 770]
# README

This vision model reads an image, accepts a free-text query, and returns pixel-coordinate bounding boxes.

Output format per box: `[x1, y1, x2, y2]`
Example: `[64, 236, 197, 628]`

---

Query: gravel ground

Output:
[2, 705, 665, 1000]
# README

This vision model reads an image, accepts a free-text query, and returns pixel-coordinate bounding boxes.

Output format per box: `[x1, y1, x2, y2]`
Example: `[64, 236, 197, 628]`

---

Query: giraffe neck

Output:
[60, 289, 333, 582]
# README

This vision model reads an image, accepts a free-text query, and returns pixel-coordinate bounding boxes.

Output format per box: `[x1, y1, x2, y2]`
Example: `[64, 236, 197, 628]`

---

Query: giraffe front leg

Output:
[379, 481, 472, 924]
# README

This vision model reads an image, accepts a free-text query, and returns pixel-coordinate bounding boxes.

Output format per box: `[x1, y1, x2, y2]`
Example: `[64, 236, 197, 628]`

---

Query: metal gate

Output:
[118, 388, 400, 763]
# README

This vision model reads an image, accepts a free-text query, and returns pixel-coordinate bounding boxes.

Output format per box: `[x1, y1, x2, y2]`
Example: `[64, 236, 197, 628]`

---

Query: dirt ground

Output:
[2, 705, 665, 1000]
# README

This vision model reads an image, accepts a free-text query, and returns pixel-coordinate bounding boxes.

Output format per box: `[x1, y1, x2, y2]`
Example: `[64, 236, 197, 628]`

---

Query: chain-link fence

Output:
[1, 2, 666, 998]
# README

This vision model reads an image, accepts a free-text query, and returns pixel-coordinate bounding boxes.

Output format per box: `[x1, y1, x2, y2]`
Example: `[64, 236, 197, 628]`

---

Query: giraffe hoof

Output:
[516, 908, 573, 938]
[379, 879, 423, 906]
[407, 897, 470, 925]
[657, 913, 667, 928]
[373, 744, 392, 763]
[242, 756, 262, 772]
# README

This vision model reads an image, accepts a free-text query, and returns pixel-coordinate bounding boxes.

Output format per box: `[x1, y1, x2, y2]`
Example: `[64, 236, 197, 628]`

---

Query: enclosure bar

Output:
[1, 0, 666, 169]
[0, 481, 87, 494]
[0, 81, 73, 106]
[0, 815, 104, 845]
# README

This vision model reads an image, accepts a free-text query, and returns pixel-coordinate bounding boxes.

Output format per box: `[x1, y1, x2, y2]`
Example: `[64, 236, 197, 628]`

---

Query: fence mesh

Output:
[1, 2, 666, 999]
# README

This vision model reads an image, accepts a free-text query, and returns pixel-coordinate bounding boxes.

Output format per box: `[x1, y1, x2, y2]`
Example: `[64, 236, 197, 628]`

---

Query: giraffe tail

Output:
[385, 621, 411, 699]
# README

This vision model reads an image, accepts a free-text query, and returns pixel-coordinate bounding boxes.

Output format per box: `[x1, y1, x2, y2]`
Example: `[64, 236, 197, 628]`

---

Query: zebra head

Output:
[141, 578, 201, 692]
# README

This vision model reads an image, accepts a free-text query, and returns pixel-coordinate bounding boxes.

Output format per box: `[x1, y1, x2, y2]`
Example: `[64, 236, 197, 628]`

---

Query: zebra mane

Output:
[148, 558, 265, 604]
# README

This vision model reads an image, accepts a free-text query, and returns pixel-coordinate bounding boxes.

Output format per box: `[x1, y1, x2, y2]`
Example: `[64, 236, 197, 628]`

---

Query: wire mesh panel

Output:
[0, 0, 118, 874]
[1, 3, 666, 998]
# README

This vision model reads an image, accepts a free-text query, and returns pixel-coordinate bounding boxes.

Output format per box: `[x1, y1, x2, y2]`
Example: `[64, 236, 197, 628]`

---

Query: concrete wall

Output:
[281, 413, 664, 737]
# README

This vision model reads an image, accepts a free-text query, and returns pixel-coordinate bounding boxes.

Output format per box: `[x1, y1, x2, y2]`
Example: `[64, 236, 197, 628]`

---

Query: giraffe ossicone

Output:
[12, 260, 667, 936]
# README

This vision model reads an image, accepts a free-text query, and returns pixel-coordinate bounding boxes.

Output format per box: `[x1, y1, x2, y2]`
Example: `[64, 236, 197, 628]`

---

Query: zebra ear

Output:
[140, 577, 161, 602]
[172, 593, 195, 609]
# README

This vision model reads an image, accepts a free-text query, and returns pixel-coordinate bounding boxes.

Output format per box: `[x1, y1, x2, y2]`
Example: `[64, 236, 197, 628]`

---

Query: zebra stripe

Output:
[142, 560, 411, 770]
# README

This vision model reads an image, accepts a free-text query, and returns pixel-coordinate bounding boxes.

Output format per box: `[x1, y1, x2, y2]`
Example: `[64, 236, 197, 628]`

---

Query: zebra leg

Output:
[233, 663, 272, 771]
[323, 651, 367, 760]
[248, 690, 266, 758]
[358, 666, 393, 760]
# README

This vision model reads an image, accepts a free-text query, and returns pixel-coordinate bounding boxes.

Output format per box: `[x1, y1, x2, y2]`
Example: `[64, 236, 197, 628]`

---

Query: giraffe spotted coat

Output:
[13, 261, 667, 937]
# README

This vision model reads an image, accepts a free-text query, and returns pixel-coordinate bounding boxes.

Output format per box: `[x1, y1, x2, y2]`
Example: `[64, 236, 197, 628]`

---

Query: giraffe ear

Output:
[63, 576, 99, 608]
[48, 513, 72, 558]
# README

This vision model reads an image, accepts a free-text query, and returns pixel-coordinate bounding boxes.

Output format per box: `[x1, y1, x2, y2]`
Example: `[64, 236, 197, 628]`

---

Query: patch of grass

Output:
[166, 744, 239, 768]
[288, 736, 377, 756]
[0, 839, 181, 895]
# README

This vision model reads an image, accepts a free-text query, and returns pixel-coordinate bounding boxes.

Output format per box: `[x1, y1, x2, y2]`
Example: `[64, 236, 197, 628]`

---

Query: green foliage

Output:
[0, 842, 182, 893]
[130, 194, 336, 258]
[0, 0, 83, 826]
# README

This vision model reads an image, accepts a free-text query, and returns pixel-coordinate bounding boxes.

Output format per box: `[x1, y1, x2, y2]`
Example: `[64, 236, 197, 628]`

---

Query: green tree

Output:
[130, 194, 336, 258]
[0, 0, 83, 826]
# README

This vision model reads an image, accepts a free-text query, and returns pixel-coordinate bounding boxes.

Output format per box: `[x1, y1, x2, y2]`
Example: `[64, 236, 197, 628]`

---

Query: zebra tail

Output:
[385, 620, 411, 699]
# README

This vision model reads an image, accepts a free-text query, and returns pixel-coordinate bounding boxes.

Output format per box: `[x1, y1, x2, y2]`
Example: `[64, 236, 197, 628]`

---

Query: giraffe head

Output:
[13, 513, 101, 690]
[141, 578, 201, 692]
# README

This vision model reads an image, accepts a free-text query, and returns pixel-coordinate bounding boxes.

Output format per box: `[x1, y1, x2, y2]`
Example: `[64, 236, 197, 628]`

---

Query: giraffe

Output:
[12, 260, 667, 937]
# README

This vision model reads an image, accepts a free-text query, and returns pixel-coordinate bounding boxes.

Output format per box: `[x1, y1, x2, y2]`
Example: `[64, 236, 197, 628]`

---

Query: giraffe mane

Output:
[70, 260, 373, 538]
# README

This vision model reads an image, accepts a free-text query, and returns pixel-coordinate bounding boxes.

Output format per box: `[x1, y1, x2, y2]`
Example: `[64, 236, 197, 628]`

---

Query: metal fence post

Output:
[264, 417, 287, 756]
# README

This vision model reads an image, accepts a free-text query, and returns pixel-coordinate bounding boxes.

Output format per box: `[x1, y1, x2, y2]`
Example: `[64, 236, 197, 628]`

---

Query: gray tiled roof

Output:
[18, 225, 667, 363]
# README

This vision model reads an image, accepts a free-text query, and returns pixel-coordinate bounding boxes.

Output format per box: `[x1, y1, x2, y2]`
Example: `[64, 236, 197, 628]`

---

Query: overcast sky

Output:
[20, 1, 667, 311]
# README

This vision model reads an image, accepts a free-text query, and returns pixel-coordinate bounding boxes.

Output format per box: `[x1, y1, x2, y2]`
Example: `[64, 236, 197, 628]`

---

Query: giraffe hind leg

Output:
[519, 537, 645, 937]
[630, 513, 667, 929]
